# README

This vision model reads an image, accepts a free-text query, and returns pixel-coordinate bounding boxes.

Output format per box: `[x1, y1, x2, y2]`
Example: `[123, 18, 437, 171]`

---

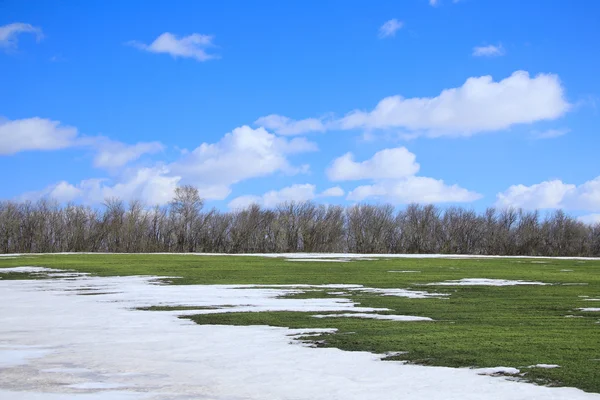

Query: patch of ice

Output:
[475, 367, 520, 376]
[529, 364, 560, 369]
[578, 308, 600, 312]
[2, 271, 600, 400]
[427, 279, 548, 286]
[312, 313, 433, 321]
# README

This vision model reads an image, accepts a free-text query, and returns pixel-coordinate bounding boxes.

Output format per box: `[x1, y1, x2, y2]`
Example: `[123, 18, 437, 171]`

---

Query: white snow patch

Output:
[560, 269, 574, 272]
[529, 364, 560, 369]
[312, 313, 433, 321]
[583, 299, 600, 301]
[389, 270, 421, 273]
[427, 278, 549, 286]
[578, 308, 600, 312]
[68, 382, 129, 390]
[286, 258, 350, 262]
[0, 345, 51, 368]
[1, 269, 600, 399]
[3, 252, 600, 260]
[475, 367, 520, 376]
[0, 266, 57, 273]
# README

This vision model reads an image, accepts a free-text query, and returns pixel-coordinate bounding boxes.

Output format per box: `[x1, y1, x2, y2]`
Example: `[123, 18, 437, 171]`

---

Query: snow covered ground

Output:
[1, 267, 599, 399]
[2, 252, 600, 260]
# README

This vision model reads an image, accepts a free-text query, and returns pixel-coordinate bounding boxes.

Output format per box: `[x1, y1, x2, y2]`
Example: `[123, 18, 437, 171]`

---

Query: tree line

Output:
[1, 185, 599, 256]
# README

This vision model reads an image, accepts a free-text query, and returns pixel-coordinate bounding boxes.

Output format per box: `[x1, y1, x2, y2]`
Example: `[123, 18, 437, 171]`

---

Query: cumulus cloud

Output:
[578, 214, 600, 225]
[127, 32, 218, 62]
[228, 184, 318, 209]
[0, 22, 43, 50]
[347, 177, 481, 204]
[170, 126, 316, 194]
[378, 19, 403, 38]
[339, 71, 570, 136]
[472, 44, 505, 57]
[21, 167, 182, 206]
[327, 147, 479, 204]
[495, 177, 600, 211]
[327, 147, 419, 181]
[254, 115, 326, 136]
[266, 71, 570, 138]
[0, 117, 165, 172]
[320, 186, 345, 197]
[92, 138, 164, 169]
[0, 117, 78, 154]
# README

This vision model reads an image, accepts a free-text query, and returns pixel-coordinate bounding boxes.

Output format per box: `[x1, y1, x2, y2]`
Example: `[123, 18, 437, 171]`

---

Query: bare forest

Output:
[1, 186, 599, 256]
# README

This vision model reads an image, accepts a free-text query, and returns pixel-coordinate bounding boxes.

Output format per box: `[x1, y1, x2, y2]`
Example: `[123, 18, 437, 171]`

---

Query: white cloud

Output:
[378, 19, 403, 38]
[327, 147, 479, 204]
[128, 32, 218, 62]
[320, 186, 345, 197]
[327, 147, 420, 181]
[429, 0, 439, 6]
[0, 117, 165, 171]
[495, 177, 600, 211]
[92, 138, 164, 169]
[0, 23, 43, 50]
[338, 71, 570, 136]
[347, 177, 481, 204]
[472, 44, 505, 57]
[170, 126, 316, 193]
[228, 184, 317, 209]
[254, 115, 326, 136]
[0, 117, 78, 154]
[21, 167, 182, 206]
[531, 128, 570, 139]
[578, 214, 600, 225]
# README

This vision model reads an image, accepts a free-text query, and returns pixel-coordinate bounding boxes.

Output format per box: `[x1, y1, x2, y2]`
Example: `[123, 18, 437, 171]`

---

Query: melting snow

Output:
[312, 313, 433, 321]
[388, 270, 421, 273]
[529, 364, 560, 369]
[475, 367, 521, 376]
[286, 258, 351, 262]
[1, 267, 600, 399]
[579, 308, 600, 312]
[427, 278, 549, 286]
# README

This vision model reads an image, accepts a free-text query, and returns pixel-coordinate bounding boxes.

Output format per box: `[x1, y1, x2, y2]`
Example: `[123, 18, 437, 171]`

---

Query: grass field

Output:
[1, 254, 599, 394]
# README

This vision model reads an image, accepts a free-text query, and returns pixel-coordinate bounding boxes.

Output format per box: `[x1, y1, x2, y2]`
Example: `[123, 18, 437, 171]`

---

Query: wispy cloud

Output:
[472, 44, 505, 57]
[378, 19, 403, 39]
[127, 32, 218, 62]
[0, 22, 43, 50]
[532, 128, 570, 139]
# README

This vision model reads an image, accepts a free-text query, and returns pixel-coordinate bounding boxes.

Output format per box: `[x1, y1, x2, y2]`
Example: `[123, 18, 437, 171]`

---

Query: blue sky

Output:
[1, 0, 599, 223]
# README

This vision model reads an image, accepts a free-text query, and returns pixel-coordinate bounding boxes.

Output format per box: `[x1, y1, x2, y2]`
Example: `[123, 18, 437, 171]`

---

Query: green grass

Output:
[1, 254, 600, 392]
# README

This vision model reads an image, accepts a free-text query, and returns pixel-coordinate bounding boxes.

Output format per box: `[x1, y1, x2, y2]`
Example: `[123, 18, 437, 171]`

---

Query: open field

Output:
[1, 253, 600, 399]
